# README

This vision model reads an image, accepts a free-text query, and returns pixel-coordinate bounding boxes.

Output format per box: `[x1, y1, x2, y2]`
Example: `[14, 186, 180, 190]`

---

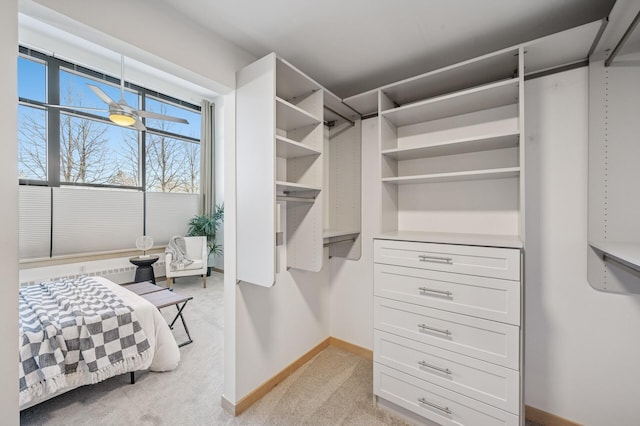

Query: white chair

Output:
[165, 236, 208, 288]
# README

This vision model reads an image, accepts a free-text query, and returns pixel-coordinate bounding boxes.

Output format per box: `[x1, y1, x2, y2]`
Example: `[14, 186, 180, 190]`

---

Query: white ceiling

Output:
[158, 0, 615, 98]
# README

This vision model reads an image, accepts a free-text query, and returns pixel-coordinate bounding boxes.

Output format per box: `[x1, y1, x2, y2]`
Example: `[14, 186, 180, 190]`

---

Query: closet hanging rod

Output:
[605, 10, 640, 67]
[276, 195, 315, 203]
[323, 237, 356, 247]
[324, 106, 356, 126]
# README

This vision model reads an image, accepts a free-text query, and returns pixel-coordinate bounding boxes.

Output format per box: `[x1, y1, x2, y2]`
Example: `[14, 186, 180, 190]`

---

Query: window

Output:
[18, 47, 204, 259]
[144, 97, 201, 193]
[18, 56, 47, 181]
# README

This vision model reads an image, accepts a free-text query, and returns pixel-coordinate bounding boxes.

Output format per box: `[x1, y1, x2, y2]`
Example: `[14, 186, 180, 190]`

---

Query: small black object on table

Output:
[129, 255, 159, 284]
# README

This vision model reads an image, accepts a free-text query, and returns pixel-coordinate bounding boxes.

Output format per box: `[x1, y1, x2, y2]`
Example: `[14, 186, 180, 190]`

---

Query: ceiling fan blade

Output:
[45, 104, 109, 112]
[136, 110, 189, 124]
[87, 84, 117, 106]
[132, 117, 147, 131]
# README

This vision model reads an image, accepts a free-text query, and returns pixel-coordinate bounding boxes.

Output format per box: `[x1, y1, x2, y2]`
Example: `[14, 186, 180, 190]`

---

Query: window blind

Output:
[19, 186, 51, 259]
[146, 192, 199, 245]
[52, 187, 143, 255]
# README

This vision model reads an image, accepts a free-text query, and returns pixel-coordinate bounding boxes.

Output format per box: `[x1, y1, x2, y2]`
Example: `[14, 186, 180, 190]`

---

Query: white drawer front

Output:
[374, 331, 520, 414]
[374, 263, 521, 325]
[374, 297, 519, 369]
[374, 239, 520, 281]
[374, 364, 519, 426]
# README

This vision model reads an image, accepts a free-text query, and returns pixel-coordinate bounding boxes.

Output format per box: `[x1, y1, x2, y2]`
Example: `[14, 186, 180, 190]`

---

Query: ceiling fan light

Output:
[109, 110, 136, 126]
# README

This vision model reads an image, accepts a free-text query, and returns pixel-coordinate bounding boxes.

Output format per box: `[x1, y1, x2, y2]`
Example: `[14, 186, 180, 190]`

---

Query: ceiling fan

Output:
[49, 55, 189, 131]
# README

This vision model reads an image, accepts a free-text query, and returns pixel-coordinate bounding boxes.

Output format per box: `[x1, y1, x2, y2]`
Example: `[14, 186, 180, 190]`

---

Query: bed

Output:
[19, 276, 181, 410]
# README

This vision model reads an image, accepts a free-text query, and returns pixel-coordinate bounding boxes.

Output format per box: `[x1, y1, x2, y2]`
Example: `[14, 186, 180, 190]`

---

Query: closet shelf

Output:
[323, 229, 360, 239]
[382, 48, 519, 107]
[276, 57, 322, 101]
[589, 241, 640, 274]
[381, 78, 519, 127]
[381, 132, 520, 160]
[276, 180, 322, 193]
[276, 97, 321, 131]
[275, 135, 321, 158]
[382, 167, 520, 185]
[343, 89, 378, 116]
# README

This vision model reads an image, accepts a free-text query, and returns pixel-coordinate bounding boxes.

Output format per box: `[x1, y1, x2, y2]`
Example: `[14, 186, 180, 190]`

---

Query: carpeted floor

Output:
[20, 273, 227, 425]
[19, 273, 409, 426]
[20, 273, 540, 426]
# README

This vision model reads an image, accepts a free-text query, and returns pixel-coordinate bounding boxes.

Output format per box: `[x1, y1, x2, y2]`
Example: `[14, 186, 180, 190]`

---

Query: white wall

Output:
[525, 67, 640, 425]
[329, 117, 377, 349]
[23, 0, 255, 93]
[1, 1, 19, 423]
[234, 249, 330, 398]
[222, 91, 237, 402]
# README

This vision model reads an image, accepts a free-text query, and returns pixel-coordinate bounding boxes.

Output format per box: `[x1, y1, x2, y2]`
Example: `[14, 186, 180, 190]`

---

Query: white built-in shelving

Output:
[587, 6, 640, 293]
[276, 135, 321, 158]
[381, 131, 519, 160]
[378, 46, 524, 241]
[589, 242, 640, 274]
[323, 229, 360, 239]
[275, 180, 322, 193]
[380, 78, 519, 127]
[368, 22, 607, 424]
[237, 54, 325, 287]
[276, 97, 321, 130]
[237, 53, 362, 286]
[322, 91, 362, 260]
[381, 167, 520, 185]
[373, 44, 525, 426]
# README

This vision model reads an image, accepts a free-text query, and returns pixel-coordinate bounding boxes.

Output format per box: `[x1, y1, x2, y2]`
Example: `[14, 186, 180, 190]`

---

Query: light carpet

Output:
[19, 273, 408, 426]
[20, 273, 539, 425]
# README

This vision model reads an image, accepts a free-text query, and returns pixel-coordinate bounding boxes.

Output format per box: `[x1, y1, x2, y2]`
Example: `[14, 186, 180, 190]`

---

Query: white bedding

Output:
[101, 278, 181, 372]
[20, 277, 180, 409]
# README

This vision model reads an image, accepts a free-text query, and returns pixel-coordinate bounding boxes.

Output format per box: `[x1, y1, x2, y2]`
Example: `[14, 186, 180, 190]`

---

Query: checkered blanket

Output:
[19, 277, 151, 406]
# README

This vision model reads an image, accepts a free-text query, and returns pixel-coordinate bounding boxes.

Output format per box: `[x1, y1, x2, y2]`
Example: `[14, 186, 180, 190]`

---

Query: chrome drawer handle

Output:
[418, 254, 453, 264]
[418, 324, 452, 336]
[418, 287, 452, 297]
[418, 397, 452, 415]
[418, 360, 452, 375]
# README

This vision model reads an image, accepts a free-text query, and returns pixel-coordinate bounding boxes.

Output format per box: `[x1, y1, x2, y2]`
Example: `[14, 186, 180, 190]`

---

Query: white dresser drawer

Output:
[374, 263, 521, 325]
[374, 364, 519, 426]
[374, 239, 520, 281]
[374, 297, 519, 369]
[374, 331, 520, 414]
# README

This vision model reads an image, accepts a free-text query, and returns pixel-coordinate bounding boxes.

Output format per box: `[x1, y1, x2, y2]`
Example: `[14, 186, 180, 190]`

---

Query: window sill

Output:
[19, 246, 166, 269]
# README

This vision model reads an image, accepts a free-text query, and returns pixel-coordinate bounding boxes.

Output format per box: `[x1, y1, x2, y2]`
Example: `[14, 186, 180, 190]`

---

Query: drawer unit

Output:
[374, 263, 521, 325]
[374, 239, 521, 281]
[374, 296, 519, 369]
[374, 364, 519, 426]
[375, 330, 520, 414]
[373, 238, 523, 424]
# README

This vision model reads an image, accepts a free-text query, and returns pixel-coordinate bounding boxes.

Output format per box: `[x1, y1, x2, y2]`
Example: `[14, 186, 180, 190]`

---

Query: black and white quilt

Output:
[19, 277, 151, 406]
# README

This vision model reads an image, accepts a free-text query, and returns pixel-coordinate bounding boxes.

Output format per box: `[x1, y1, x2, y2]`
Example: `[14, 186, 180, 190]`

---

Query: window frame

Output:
[18, 46, 202, 193]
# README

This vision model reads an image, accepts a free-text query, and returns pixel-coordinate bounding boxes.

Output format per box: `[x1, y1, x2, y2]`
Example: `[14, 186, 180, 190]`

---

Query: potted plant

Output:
[187, 203, 224, 275]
